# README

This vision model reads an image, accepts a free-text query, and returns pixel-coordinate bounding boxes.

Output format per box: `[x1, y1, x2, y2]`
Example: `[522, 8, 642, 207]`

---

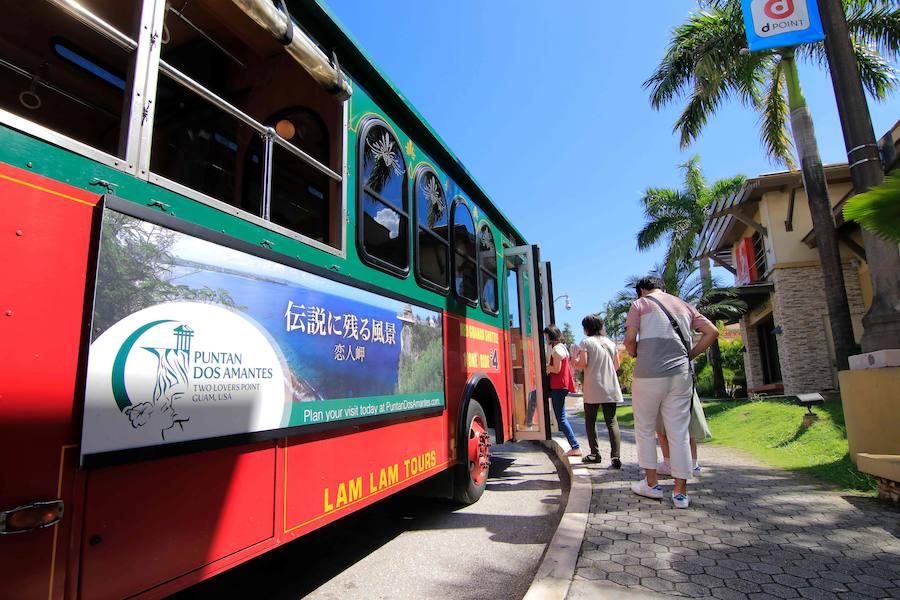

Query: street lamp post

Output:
[554, 294, 572, 311]
[817, 0, 900, 352]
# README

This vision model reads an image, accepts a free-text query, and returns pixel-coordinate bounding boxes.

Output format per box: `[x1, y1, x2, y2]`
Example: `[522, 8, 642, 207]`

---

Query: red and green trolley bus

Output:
[0, 1, 560, 598]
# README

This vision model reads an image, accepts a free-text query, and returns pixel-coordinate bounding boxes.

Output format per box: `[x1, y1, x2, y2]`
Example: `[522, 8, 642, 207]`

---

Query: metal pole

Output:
[817, 0, 900, 353]
[782, 50, 858, 371]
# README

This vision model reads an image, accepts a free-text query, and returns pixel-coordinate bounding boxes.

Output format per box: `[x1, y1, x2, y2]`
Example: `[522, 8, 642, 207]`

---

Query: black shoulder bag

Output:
[644, 295, 698, 413]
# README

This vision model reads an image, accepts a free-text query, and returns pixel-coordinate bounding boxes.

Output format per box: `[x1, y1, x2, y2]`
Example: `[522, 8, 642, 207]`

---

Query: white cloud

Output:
[374, 207, 400, 239]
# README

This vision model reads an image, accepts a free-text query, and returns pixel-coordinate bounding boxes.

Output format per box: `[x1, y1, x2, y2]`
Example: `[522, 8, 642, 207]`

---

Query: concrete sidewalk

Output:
[555, 397, 900, 600]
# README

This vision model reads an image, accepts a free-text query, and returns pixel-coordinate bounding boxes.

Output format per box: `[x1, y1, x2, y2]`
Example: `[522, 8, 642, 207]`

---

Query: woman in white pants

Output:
[623, 276, 719, 509]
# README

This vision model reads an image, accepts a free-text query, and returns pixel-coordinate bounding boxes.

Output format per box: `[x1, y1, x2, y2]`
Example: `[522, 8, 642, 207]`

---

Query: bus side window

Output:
[479, 224, 499, 315]
[451, 199, 478, 305]
[0, 0, 142, 159]
[150, 1, 343, 249]
[243, 108, 332, 245]
[357, 118, 409, 276]
[413, 167, 449, 293]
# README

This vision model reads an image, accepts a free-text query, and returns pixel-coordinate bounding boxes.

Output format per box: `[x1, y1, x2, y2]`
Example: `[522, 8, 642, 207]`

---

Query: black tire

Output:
[453, 400, 490, 504]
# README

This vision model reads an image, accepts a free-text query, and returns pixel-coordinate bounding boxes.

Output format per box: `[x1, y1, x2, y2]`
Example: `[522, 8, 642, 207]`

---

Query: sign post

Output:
[742, 0, 825, 52]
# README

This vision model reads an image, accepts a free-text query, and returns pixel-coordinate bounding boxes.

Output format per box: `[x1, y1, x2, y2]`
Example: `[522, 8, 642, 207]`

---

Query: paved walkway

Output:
[556, 398, 900, 600]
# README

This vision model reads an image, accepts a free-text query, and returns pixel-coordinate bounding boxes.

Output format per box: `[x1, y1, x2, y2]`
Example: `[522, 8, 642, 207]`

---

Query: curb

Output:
[522, 440, 591, 600]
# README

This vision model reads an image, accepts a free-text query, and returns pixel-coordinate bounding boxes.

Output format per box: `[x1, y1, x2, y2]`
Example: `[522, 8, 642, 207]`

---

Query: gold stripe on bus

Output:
[0, 173, 97, 207]
[48, 444, 78, 600]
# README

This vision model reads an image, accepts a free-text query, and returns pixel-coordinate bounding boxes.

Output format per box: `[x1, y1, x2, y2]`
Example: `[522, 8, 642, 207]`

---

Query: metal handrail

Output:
[158, 60, 265, 135]
[43, 0, 137, 51]
[44, 0, 343, 184]
[271, 127, 342, 182]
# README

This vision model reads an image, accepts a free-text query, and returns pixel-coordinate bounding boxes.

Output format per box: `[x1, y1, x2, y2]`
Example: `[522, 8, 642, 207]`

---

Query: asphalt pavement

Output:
[171, 440, 565, 600]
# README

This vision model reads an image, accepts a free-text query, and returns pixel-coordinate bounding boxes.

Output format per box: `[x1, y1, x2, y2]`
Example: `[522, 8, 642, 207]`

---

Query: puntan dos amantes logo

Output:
[83, 302, 290, 458]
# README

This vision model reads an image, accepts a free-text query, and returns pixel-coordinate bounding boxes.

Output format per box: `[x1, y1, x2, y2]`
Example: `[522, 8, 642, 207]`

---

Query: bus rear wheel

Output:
[453, 400, 491, 504]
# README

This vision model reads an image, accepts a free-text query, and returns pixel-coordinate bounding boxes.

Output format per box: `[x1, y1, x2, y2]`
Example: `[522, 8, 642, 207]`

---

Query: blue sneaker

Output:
[672, 492, 690, 509]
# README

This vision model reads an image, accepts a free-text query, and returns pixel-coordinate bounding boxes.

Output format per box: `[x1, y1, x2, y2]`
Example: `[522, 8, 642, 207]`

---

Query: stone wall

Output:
[877, 477, 900, 504]
[740, 318, 765, 390]
[770, 264, 866, 395]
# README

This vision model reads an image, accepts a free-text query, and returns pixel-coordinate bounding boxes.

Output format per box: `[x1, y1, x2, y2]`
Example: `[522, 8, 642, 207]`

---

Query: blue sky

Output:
[326, 0, 898, 327]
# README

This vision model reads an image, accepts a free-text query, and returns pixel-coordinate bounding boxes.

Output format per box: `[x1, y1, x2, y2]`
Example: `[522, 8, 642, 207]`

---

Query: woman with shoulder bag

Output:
[544, 324, 581, 457]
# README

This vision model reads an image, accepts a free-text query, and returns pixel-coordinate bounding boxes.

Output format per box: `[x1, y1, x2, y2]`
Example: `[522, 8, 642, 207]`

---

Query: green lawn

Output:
[581, 398, 875, 494]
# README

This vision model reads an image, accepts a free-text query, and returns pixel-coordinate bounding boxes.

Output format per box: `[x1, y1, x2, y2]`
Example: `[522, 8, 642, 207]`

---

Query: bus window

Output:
[151, 0, 344, 249]
[358, 119, 409, 274]
[451, 199, 478, 304]
[0, 0, 141, 159]
[243, 108, 333, 243]
[479, 224, 499, 314]
[414, 167, 449, 292]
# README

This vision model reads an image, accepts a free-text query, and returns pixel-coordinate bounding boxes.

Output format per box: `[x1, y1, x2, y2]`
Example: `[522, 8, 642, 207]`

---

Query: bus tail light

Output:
[0, 500, 64, 534]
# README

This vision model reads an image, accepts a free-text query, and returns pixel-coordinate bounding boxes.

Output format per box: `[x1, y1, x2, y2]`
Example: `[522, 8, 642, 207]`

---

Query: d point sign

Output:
[743, 0, 825, 52]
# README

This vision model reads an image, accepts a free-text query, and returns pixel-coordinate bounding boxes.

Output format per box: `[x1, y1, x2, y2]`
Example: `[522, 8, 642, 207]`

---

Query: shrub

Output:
[720, 338, 745, 373]
[618, 354, 635, 393]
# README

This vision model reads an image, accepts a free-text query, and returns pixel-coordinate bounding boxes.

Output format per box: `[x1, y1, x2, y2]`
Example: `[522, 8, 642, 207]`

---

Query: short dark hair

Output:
[582, 314, 604, 337]
[635, 275, 666, 297]
[543, 324, 562, 343]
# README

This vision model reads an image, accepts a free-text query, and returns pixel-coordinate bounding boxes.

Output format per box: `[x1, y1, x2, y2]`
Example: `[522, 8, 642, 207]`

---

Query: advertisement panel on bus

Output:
[81, 205, 446, 463]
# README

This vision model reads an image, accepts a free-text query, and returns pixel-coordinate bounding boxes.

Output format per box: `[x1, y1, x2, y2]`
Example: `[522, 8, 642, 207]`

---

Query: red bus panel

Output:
[79, 442, 276, 599]
[0, 164, 99, 600]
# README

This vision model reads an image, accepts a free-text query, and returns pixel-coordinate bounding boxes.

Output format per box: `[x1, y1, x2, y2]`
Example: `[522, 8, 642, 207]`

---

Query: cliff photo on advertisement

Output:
[81, 208, 445, 459]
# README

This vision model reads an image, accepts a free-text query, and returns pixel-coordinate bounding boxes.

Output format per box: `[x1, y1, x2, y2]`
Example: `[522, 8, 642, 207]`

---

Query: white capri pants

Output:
[632, 372, 693, 480]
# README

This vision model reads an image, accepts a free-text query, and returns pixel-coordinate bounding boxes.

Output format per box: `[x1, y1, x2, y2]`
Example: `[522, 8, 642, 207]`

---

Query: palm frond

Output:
[636, 215, 679, 251]
[850, 41, 898, 100]
[708, 175, 746, 206]
[758, 58, 795, 168]
[681, 156, 707, 200]
[843, 172, 900, 243]
[664, 230, 700, 278]
[640, 187, 686, 217]
[675, 77, 728, 148]
[645, 5, 755, 114]
[845, 0, 900, 60]
[696, 286, 748, 321]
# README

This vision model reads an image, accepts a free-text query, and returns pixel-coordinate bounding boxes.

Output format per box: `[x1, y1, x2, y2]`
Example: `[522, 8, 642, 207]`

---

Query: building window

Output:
[358, 119, 409, 275]
[752, 231, 768, 278]
[451, 198, 478, 304]
[479, 224, 498, 314]
[414, 167, 449, 292]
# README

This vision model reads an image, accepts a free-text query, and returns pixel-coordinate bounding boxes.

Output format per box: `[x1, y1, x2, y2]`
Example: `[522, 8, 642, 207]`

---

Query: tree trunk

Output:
[782, 55, 858, 372]
[700, 258, 727, 398]
[817, 0, 900, 352]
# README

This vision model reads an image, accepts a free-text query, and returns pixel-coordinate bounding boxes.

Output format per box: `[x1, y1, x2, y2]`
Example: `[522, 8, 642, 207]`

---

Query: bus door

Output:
[538, 259, 559, 431]
[503, 245, 550, 441]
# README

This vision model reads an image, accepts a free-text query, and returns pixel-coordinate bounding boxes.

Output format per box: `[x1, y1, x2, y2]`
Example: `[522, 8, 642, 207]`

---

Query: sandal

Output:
[583, 453, 602, 463]
[565, 448, 582, 457]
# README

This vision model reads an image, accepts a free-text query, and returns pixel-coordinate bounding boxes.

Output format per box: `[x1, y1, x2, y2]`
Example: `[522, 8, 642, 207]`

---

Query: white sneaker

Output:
[631, 479, 663, 500]
[672, 492, 690, 509]
[657, 461, 672, 476]
[693, 463, 702, 475]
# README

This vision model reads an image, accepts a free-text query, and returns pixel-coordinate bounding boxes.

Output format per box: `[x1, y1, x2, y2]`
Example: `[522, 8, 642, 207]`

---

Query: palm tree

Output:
[645, 0, 899, 372]
[637, 157, 744, 397]
[615, 261, 747, 394]
[601, 294, 633, 344]
[637, 156, 744, 281]
[625, 261, 748, 324]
